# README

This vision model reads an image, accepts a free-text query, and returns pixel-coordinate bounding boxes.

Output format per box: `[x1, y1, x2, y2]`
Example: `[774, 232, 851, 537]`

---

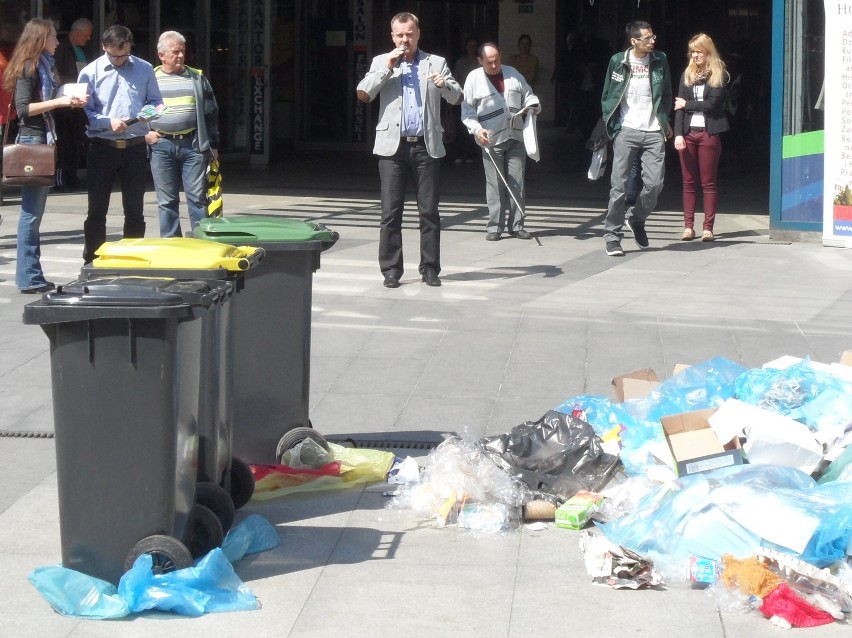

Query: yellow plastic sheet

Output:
[251, 443, 395, 501]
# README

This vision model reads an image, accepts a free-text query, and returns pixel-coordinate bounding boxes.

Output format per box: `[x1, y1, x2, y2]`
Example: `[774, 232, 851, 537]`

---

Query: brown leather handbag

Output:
[2, 105, 56, 187]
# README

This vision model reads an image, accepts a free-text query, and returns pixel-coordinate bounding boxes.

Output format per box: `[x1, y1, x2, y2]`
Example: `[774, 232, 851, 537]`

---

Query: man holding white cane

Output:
[462, 42, 540, 241]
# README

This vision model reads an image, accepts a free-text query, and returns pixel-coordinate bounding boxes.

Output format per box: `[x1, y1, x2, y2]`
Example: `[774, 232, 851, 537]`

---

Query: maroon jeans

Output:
[678, 129, 722, 231]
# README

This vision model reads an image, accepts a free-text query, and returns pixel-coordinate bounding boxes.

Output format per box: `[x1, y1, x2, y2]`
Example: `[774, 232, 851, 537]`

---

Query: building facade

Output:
[0, 0, 827, 238]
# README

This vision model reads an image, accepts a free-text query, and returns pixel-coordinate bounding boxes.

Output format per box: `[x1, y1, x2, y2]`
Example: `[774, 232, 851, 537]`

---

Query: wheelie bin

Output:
[83, 238, 265, 526]
[193, 215, 339, 464]
[22, 276, 228, 585]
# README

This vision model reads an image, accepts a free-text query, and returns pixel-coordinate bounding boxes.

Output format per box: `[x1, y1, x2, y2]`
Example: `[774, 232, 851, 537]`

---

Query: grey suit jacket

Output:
[356, 49, 462, 159]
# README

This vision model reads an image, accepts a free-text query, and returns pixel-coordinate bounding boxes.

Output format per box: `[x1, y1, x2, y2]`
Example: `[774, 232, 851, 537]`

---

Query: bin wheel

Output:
[275, 427, 330, 463]
[228, 457, 255, 510]
[195, 482, 235, 534]
[183, 503, 225, 559]
[123, 535, 193, 575]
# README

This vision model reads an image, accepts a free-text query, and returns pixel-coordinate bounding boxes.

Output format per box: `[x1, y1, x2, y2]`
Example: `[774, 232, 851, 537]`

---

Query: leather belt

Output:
[158, 131, 195, 140]
[402, 136, 423, 143]
[689, 127, 705, 133]
[90, 136, 146, 149]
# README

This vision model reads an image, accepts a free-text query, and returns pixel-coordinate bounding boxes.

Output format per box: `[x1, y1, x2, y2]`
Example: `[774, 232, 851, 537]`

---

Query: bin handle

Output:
[235, 246, 266, 271]
[312, 223, 339, 252]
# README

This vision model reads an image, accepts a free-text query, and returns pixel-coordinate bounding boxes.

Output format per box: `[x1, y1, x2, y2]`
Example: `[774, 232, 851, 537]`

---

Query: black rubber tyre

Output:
[123, 534, 193, 575]
[195, 482, 235, 534]
[228, 457, 255, 510]
[183, 503, 225, 559]
[275, 427, 330, 463]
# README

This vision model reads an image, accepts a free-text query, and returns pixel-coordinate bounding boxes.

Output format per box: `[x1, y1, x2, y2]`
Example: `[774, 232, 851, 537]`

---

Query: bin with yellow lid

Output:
[81, 237, 266, 525]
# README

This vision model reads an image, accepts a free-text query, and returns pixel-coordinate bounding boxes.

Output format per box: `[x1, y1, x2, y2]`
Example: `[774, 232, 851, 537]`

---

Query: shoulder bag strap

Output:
[2, 103, 13, 145]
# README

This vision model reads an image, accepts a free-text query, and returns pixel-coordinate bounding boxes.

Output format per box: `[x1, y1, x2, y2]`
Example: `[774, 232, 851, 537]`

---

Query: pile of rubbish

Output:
[385, 354, 852, 629]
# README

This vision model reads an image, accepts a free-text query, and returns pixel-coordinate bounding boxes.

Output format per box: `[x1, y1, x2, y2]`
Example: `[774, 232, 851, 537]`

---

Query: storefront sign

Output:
[251, 0, 266, 156]
[823, 2, 852, 245]
[353, 0, 370, 143]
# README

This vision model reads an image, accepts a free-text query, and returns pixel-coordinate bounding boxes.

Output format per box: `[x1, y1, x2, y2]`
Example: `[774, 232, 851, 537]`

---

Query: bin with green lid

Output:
[193, 215, 339, 465]
[83, 237, 266, 524]
[22, 276, 229, 585]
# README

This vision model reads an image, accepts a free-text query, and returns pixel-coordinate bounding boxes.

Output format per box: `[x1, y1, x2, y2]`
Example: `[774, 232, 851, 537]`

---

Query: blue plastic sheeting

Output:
[119, 549, 258, 616]
[28, 514, 279, 619]
[556, 357, 747, 476]
[597, 465, 852, 568]
[734, 358, 852, 433]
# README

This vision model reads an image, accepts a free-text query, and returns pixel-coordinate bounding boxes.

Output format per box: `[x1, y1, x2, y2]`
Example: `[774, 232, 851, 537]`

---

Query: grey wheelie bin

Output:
[193, 216, 339, 465]
[83, 238, 265, 523]
[22, 276, 228, 585]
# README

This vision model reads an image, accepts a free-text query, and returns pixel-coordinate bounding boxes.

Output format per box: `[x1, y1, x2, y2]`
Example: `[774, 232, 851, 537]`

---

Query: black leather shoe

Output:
[485, 232, 500, 241]
[20, 282, 55, 294]
[511, 229, 532, 239]
[421, 268, 441, 287]
[383, 274, 400, 288]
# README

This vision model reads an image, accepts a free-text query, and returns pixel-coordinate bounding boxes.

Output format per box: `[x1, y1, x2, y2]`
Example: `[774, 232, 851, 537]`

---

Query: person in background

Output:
[2, 18, 87, 292]
[53, 17, 92, 192]
[507, 34, 539, 87]
[453, 36, 480, 164]
[146, 30, 219, 237]
[673, 33, 730, 242]
[356, 12, 461, 289]
[462, 42, 540, 241]
[600, 21, 672, 257]
[78, 24, 162, 264]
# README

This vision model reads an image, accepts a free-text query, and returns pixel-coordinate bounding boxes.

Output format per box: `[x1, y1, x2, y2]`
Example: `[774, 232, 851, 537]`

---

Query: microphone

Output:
[396, 45, 408, 66]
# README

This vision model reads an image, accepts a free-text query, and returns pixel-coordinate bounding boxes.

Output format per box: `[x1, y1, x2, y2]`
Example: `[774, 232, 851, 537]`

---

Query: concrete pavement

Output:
[0, 131, 850, 636]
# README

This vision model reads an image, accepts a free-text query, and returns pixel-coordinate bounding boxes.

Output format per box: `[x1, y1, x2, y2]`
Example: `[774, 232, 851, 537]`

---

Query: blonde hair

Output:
[684, 33, 728, 88]
[2, 18, 53, 92]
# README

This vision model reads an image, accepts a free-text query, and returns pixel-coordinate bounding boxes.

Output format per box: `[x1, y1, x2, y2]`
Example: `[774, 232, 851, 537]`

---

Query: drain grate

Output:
[326, 438, 439, 451]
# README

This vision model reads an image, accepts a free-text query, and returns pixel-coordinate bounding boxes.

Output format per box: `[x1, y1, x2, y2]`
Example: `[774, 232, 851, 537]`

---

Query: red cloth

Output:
[759, 583, 835, 628]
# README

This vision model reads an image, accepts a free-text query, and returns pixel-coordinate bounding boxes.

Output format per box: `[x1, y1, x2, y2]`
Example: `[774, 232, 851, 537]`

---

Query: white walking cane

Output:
[484, 146, 525, 217]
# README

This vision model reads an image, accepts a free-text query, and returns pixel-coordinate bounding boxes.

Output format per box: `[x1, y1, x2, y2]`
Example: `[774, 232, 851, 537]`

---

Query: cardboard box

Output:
[611, 368, 659, 402]
[660, 407, 743, 476]
[555, 490, 604, 529]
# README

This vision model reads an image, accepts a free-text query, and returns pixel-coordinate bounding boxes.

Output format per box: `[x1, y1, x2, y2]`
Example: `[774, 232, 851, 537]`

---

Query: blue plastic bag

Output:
[28, 515, 277, 619]
[28, 565, 130, 619]
[119, 548, 259, 616]
[221, 513, 280, 562]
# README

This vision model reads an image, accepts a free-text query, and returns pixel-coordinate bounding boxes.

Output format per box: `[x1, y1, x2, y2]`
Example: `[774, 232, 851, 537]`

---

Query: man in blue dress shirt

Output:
[79, 24, 162, 264]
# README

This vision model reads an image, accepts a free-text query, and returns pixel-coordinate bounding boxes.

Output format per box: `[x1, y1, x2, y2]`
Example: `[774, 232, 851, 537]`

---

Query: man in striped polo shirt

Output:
[144, 31, 219, 237]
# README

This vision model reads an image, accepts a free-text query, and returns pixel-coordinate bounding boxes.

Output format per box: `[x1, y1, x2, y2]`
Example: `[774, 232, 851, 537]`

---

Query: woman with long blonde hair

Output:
[3, 18, 86, 292]
[673, 33, 730, 242]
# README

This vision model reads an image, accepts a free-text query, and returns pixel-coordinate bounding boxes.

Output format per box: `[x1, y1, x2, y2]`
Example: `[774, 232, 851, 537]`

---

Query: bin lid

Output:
[92, 238, 264, 272]
[22, 277, 221, 324]
[194, 215, 339, 249]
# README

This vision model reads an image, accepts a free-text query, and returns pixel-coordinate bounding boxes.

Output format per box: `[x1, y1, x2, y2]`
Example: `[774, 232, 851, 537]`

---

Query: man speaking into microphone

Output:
[356, 12, 461, 288]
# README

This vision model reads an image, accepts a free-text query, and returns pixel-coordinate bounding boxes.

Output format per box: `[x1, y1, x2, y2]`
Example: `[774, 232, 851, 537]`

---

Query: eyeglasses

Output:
[106, 52, 131, 60]
[636, 35, 657, 43]
[690, 50, 707, 55]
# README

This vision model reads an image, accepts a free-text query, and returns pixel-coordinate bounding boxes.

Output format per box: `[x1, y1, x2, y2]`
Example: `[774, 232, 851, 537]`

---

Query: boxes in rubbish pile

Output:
[660, 408, 743, 477]
[611, 368, 659, 402]
[555, 491, 604, 529]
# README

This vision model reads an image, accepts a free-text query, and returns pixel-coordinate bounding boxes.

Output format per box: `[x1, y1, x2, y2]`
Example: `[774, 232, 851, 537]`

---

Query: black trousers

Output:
[82, 142, 147, 263]
[54, 109, 88, 184]
[377, 140, 441, 276]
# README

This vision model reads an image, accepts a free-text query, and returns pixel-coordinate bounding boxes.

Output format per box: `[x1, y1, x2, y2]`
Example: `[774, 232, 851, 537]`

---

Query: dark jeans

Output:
[377, 140, 440, 276]
[83, 142, 148, 263]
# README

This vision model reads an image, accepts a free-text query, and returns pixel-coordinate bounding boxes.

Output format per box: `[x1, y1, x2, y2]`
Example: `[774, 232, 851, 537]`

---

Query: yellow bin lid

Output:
[92, 238, 263, 272]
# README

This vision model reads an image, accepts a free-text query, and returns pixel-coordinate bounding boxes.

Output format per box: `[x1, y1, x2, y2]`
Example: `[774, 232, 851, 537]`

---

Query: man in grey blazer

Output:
[356, 12, 462, 288]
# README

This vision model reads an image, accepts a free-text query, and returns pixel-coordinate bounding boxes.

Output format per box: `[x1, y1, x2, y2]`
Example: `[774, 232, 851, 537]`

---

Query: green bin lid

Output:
[194, 215, 339, 248]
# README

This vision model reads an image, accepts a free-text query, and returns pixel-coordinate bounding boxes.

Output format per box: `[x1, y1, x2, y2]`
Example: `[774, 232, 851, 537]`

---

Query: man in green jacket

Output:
[600, 21, 672, 256]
